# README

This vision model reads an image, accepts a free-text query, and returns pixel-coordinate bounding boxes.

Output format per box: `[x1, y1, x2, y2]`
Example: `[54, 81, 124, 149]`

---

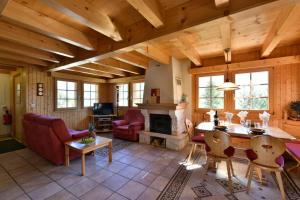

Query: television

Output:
[92, 103, 114, 115]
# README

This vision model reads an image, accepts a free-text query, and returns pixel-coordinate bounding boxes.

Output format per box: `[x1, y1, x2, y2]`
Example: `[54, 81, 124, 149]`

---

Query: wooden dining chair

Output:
[204, 130, 235, 193]
[185, 119, 206, 163]
[245, 135, 286, 200]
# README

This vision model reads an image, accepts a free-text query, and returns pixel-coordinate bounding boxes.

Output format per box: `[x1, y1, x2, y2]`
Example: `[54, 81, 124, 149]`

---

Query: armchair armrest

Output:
[112, 120, 128, 127]
[70, 129, 89, 140]
[129, 122, 144, 129]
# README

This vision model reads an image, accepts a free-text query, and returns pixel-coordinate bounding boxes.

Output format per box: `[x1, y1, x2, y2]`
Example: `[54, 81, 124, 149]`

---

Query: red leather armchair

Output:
[23, 113, 89, 165]
[112, 109, 144, 141]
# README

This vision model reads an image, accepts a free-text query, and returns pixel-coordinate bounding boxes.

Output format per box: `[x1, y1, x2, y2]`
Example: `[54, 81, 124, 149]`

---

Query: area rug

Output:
[0, 139, 25, 154]
[95, 133, 133, 157]
[158, 151, 300, 200]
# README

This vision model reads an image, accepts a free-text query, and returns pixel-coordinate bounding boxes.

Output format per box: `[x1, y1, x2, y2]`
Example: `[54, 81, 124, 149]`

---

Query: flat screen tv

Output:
[92, 103, 114, 115]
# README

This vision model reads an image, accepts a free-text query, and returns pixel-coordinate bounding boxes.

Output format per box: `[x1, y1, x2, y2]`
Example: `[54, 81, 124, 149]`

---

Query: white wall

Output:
[143, 60, 174, 103]
[0, 73, 11, 135]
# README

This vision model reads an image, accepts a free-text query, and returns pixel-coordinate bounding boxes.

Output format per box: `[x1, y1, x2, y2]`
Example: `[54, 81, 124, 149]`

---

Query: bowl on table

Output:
[214, 125, 227, 131]
[249, 128, 265, 135]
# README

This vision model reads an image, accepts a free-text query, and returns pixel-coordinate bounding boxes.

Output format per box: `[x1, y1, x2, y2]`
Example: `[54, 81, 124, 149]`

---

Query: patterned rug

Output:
[95, 133, 133, 157]
[158, 151, 300, 200]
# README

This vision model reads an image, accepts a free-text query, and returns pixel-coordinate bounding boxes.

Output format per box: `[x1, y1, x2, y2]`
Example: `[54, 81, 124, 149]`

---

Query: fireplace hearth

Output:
[150, 114, 171, 134]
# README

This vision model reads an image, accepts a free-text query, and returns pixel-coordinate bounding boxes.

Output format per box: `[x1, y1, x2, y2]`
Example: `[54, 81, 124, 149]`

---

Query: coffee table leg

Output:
[65, 145, 69, 166]
[81, 153, 85, 176]
[109, 141, 112, 162]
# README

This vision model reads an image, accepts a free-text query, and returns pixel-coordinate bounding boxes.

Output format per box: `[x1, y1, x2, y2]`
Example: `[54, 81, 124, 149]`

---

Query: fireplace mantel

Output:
[137, 103, 186, 110]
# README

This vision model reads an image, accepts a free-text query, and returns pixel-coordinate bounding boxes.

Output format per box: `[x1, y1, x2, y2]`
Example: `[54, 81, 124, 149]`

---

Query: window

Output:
[198, 75, 224, 109]
[83, 83, 99, 107]
[132, 82, 144, 107]
[235, 71, 269, 110]
[56, 80, 77, 109]
[117, 84, 129, 107]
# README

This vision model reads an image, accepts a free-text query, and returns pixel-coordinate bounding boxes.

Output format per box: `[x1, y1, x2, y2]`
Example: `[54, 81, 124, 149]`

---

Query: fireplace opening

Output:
[150, 114, 171, 134]
[150, 136, 166, 148]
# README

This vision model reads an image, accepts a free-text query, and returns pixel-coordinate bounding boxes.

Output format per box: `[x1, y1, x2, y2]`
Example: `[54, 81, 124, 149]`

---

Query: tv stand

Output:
[90, 115, 116, 133]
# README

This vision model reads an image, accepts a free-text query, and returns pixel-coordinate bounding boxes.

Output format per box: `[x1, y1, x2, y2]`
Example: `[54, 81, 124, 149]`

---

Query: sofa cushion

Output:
[117, 125, 130, 130]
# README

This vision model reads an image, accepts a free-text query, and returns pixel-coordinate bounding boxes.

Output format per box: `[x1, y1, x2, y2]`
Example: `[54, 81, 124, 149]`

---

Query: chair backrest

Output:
[124, 109, 144, 124]
[250, 135, 286, 168]
[185, 118, 194, 141]
[204, 130, 232, 158]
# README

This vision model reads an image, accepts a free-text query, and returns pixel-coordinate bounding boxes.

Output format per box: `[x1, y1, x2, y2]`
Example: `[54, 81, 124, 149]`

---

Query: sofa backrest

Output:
[124, 109, 144, 124]
[23, 113, 72, 142]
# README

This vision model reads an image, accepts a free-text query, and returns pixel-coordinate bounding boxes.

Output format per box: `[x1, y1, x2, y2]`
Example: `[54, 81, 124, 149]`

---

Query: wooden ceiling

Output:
[0, 0, 299, 80]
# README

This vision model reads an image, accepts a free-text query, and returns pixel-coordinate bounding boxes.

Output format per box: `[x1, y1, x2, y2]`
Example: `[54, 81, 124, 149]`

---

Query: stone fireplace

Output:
[137, 58, 191, 150]
[150, 114, 171, 135]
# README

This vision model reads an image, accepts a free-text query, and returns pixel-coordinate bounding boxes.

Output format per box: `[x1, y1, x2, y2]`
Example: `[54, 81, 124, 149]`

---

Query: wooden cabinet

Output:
[90, 115, 116, 133]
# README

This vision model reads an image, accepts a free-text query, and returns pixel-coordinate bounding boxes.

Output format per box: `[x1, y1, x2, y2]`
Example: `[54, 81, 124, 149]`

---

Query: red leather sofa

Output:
[23, 113, 89, 165]
[112, 109, 144, 141]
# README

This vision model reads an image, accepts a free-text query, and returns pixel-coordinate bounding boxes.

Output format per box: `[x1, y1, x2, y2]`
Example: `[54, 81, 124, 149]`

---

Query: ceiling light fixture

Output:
[217, 48, 240, 91]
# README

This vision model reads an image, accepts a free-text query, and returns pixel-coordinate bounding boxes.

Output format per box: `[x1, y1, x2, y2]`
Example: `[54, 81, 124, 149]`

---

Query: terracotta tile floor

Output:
[0, 142, 298, 200]
[0, 143, 187, 200]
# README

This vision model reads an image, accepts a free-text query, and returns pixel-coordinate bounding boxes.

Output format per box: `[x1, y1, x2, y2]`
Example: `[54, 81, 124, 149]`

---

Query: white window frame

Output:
[132, 82, 144, 107]
[117, 83, 129, 107]
[83, 83, 99, 108]
[56, 79, 77, 109]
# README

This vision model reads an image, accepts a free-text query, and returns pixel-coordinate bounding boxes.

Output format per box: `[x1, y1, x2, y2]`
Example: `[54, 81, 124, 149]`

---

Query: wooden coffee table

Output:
[65, 136, 112, 176]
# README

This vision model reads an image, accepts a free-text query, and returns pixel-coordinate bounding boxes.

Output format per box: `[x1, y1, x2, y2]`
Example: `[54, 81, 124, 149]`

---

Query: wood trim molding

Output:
[189, 55, 300, 74]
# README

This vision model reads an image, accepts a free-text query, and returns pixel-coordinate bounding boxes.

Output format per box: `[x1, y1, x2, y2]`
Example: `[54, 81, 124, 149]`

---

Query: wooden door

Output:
[13, 74, 24, 142]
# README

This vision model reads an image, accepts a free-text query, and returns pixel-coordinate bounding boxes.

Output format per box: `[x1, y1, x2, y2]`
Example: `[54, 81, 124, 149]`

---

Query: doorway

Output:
[0, 73, 11, 138]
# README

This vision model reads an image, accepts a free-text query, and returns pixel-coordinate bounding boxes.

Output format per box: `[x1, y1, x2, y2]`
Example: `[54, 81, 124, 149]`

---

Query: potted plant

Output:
[290, 101, 300, 120]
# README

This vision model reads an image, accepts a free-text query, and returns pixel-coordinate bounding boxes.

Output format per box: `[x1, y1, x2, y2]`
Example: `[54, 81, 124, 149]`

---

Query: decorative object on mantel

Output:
[206, 110, 215, 122]
[150, 88, 160, 104]
[180, 94, 187, 103]
[259, 111, 271, 128]
[36, 83, 44, 96]
[237, 111, 248, 126]
[289, 101, 300, 120]
[217, 48, 240, 91]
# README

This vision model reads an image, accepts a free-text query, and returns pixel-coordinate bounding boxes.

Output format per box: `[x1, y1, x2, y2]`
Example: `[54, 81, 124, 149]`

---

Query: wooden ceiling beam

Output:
[41, 0, 123, 41]
[0, 51, 49, 66]
[190, 55, 300, 74]
[173, 34, 202, 66]
[136, 44, 170, 64]
[48, 0, 285, 71]
[219, 17, 232, 62]
[261, 3, 299, 58]
[113, 52, 148, 69]
[107, 75, 145, 83]
[93, 58, 143, 75]
[51, 71, 106, 83]
[0, 21, 75, 58]
[0, 58, 31, 67]
[0, 0, 96, 50]
[126, 0, 164, 28]
[0, 65, 16, 71]
[79, 63, 127, 77]
[67, 67, 114, 78]
[0, 39, 59, 63]
[0, 69, 11, 74]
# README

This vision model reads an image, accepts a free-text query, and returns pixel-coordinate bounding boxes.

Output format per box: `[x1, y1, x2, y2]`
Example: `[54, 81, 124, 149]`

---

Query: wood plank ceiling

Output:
[0, 0, 299, 80]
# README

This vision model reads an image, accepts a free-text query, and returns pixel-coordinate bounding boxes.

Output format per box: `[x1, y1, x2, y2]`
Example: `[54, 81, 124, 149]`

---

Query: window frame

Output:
[117, 83, 129, 107]
[55, 78, 78, 110]
[232, 68, 274, 113]
[195, 73, 226, 111]
[131, 81, 145, 107]
[82, 82, 100, 108]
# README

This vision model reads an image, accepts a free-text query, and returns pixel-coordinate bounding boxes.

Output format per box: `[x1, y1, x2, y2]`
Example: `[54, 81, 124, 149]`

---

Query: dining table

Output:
[195, 122, 296, 149]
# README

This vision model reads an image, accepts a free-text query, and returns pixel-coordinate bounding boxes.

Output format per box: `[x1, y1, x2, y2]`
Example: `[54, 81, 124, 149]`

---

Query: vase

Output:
[262, 120, 269, 129]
